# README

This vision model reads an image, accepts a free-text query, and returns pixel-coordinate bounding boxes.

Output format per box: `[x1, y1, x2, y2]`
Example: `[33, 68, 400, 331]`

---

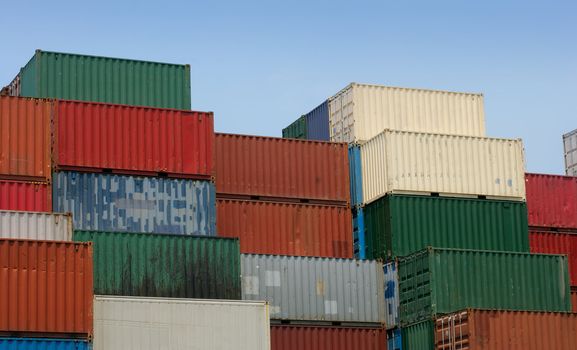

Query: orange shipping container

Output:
[0, 180, 51, 212]
[0, 96, 51, 182]
[217, 199, 353, 258]
[572, 288, 577, 313]
[215, 133, 350, 204]
[435, 309, 577, 350]
[271, 325, 387, 350]
[0, 239, 93, 336]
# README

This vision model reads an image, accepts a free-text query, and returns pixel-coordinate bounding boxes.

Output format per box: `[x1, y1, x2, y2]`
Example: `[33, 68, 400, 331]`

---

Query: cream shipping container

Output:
[0, 210, 72, 241]
[564, 128, 577, 176]
[360, 130, 526, 204]
[329, 83, 485, 143]
[93, 296, 270, 350]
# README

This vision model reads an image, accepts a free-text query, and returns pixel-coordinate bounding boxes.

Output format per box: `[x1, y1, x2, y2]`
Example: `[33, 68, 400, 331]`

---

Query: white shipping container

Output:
[0, 210, 72, 241]
[329, 83, 485, 143]
[383, 261, 399, 329]
[361, 130, 526, 204]
[94, 296, 270, 350]
[564, 129, 577, 176]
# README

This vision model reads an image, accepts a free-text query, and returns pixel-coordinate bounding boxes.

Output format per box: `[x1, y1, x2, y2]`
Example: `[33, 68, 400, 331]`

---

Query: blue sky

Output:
[1, 1, 575, 174]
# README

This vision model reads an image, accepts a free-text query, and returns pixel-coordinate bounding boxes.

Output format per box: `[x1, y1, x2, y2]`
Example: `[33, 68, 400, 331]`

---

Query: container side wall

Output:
[0, 211, 72, 241]
[0, 180, 51, 212]
[530, 230, 577, 286]
[282, 116, 307, 139]
[0, 338, 91, 350]
[402, 321, 434, 350]
[305, 100, 330, 141]
[384, 262, 400, 329]
[525, 173, 577, 229]
[348, 145, 363, 207]
[564, 130, 577, 176]
[387, 328, 402, 350]
[352, 207, 366, 259]
[270, 325, 387, 350]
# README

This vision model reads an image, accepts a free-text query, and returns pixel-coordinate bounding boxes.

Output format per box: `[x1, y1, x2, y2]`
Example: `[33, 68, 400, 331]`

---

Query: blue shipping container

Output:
[53, 171, 216, 235]
[384, 261, 400, 329]
[348, 144, 363, 207]
[304, 100, 330, 141]
[352, 207, 366, 259]
[0, 338, 91, 350]
[387, 328, 402, 350]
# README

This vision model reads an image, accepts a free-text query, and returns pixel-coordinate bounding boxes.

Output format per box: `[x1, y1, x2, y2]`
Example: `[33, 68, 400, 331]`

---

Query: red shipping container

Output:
[215, 133, 349, 204]
[54, 100, 214, 179]
[217, 199, 353, 258]
[525, 173, 577, 230]
[572, 288, 577, 313]
[271, 325, 387, 350]
[0, 96, 52, 182]
[530, 230, 577, 286]
[0, 239, 93, 336]
[0, 180, 51, 212]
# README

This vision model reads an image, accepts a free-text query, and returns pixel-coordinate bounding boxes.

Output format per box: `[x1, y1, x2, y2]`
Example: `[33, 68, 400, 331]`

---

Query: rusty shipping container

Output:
[215, 133, 350, 204]
[217, 199, 353, 258]
[526, 173, 577, 230]
[0, 96, 51, 182]
[0, 239, 93, 336]
[54, 100, 214, 179]
[271, 325, 387, 350]
[435, 309, 577, 350]
[530, 230, 577, 286]
[0, 180, 51, 212]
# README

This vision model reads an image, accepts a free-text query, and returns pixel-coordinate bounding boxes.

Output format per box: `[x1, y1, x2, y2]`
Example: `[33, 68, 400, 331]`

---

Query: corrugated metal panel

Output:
[348, 145, 363, 207]
[0, 210, 72, 241]
[399, 248, 571, 325]
[0, 180, 51, 212]
[435, 309, 577, 350]
[0, 338, 91, 350]
[0, 239, 93, 336]
[270, 325, 387, 350]
[402, 321, 434, 350]
[329, 83, 485, 143]
[74, 230, 240, 299]
[387, 328, 402, 350]
[384, 262, 399, 329]
[530, 230, 577, 286]
[53, 171, 215, 235]
[304, 100, 330, 141]
[526, 173, 577, 229]
[282, 116, 307, 139]
[352, 207, 366, 259]
[572, 288, 577, 313]
[241, 254, 384, 324]
[18, 50, 191, 109]
[0, 96, 51, 181]
[564, 129, 577, 176]
[217, 199, 353, 258]
[54, 100, 214, 179]
[215, 133, 350, 204]
[365, 195, 529, 260]
[361, 130, 526, 204]
[94, 296, 269, 350]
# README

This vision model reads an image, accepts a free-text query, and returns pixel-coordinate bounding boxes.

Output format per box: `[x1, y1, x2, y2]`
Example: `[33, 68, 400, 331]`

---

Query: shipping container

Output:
[271, 325, 387, 350]
[572, 287, 577, 313]
[0, 96, 51, 182]
[74, 230, 240, 299]
[94, 296, 269, 350]
[53, 171, 215, 235]
[282, 116, 306, 139]
[215, 133, 350, 204]
[564, 129, 577, 176]
[365, 195, 529, 260]
[0, 180, 51, 212]
[348, 144, 363, 207]
[14, 50, 191, 109]
[525, 173, 577, 230]
[402, 321, 434, 350]
[384, 262, 399, 329]
[0, 239, 93, 336]
[329, 83, 485, 143]
[352, 207, 366, 259]
[304, 100, 330, 141]
[53, 100, 214, 179]
[399, 247, 571, 325]
[361, 130, 526, 204]
[217, 199, 353, 258]
[387, 328, 402, 350]
[241, 254, 384, 324]
[0, 338, 91, 350]
[435, 309, 577, 350]
[0, 210, 71, 241]
[530, 230, 577, 286]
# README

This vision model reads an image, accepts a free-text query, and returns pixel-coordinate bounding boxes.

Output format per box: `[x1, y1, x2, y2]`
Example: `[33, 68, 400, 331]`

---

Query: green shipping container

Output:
[399, 247, 571, 325]
[364, 195, 529, 259]
[16, 50, 191, 109]
[73, 230, 241, 299]
[402, 320, 434, 350]
[282, 115, 307, 139]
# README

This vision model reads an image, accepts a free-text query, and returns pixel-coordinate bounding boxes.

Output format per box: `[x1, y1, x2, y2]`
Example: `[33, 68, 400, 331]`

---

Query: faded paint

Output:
[271, 325, 387, 350]
[530, 230, 577, 286]
[383, 262, 399, 329]
[0, 210, 72, 241]
[0, 179, 51, 212]
[352, 207, 366, 259]
[525, 173, 577, 230]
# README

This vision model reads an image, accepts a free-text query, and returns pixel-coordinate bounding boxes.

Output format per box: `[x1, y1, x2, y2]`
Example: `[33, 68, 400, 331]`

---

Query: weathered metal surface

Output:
[73, 230, 240, 299]
[241, 254, 385, 324]
[271, 325, 387, 350]
[530, 230, 577, 286]
[384, 262, 399, 329]
[0, 338, 91, 350]
[282, 115, 306, 139]
[352, 207, 366, 259]
[402, 321, 434, 350]
[0, 180, 51, 212]
[387, 328, 402, 350]
[0, 210, 72, 241]
[525, 173, 577, 230]
[53, 171, 215, 235]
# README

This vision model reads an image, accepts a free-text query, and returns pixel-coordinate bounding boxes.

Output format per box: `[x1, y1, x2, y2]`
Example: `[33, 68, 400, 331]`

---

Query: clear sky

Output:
[1, 1, 575, 174]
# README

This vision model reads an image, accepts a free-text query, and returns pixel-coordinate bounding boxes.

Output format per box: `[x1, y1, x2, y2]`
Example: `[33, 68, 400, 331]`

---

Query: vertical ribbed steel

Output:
[0, 210, 72, 241]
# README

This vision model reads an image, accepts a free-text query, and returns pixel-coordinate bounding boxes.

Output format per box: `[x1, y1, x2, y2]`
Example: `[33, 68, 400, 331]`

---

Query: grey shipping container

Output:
[0, 210, 72, 241]
[241, 254, 385, 325]
[53, 171, 215, 235]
